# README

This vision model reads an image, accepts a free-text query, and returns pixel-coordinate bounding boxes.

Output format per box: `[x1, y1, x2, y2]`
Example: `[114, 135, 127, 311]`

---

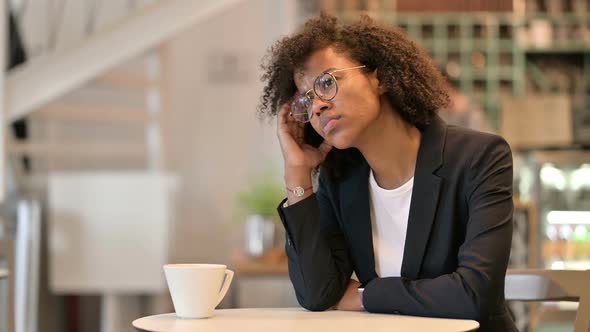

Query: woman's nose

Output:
[312, 98, 332, 116]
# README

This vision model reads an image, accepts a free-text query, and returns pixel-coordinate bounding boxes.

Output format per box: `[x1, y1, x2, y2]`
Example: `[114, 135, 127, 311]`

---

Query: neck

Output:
[355, 98, 422, 189]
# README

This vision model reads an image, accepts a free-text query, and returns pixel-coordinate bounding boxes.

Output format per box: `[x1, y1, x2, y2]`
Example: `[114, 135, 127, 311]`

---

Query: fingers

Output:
[318, 140, 333, 158]
[278, 104, 297, 130]
[278, 103, 305, 142]
[278, 104, 290, 127]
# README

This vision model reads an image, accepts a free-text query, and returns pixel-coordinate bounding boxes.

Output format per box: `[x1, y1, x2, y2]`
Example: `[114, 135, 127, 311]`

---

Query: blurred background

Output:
[0, 0, 588, 331]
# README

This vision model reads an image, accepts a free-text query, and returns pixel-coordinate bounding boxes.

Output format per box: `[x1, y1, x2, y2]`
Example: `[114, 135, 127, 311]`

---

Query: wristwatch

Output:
[286, 186, 312, 197]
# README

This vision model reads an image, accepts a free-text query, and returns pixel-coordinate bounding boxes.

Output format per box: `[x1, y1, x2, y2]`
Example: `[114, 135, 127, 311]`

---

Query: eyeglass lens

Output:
[290, 73, 338, 123]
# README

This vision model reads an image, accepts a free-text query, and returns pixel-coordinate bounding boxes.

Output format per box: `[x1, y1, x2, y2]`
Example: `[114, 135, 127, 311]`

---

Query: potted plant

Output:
[237, 175, 285, 258]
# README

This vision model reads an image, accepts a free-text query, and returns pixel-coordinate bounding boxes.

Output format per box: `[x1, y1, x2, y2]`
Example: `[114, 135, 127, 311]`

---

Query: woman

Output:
[258, 14, 517, 332]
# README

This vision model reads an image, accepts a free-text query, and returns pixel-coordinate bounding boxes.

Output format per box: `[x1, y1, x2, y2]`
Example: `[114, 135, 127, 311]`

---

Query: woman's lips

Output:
[323, 118, 340, 135]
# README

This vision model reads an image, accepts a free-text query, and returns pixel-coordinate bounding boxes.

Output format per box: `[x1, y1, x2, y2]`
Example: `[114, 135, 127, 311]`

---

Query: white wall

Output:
[161, 0, 294, 265]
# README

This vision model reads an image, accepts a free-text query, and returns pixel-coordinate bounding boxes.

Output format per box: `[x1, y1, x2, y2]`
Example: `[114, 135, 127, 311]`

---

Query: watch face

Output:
[294, 186, 305, 196]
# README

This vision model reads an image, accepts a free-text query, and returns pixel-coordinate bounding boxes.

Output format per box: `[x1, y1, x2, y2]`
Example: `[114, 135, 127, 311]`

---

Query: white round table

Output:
[132, 308, 479, 332]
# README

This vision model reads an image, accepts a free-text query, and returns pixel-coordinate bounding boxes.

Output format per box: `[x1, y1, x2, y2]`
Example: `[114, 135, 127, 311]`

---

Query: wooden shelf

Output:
[232, 250, 288, 277]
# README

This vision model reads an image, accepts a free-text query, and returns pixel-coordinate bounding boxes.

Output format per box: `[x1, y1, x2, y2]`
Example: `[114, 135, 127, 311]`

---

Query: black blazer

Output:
[277, 115, 518, 332]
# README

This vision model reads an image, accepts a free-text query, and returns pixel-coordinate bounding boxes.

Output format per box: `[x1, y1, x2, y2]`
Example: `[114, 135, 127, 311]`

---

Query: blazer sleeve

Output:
[277, 173, 354, 311]
[362, 136, 514, 321]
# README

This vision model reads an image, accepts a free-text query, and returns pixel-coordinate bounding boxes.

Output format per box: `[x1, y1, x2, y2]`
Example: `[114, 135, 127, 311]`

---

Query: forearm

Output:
[278, 195, 353, 311]
[362, 270, 491, 320]
[284, 166, 313, 205]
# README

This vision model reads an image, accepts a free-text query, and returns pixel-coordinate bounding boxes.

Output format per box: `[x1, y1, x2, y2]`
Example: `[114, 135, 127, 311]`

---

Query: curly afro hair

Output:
[258, 13, 450, 179]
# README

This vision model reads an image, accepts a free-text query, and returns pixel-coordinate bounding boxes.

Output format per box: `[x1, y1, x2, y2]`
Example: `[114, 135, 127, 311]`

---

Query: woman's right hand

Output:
[277, 104, 333, 171]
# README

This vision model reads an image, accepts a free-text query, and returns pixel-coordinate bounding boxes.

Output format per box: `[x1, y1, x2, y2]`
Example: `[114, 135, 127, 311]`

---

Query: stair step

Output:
[36, 103, 152, 124]
[8, 142, 147, 158]
[93, 71, 158, 91]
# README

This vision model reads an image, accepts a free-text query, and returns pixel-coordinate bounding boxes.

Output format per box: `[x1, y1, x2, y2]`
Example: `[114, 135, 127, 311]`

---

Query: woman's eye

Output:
[320, 77, 335, 89]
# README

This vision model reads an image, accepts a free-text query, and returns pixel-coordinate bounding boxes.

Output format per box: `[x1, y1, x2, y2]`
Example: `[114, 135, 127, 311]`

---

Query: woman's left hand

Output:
[335, 279, 364, 311]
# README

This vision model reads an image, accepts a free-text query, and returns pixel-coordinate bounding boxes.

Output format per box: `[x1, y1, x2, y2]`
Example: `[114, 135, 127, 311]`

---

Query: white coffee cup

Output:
[163, 264, 234, 319]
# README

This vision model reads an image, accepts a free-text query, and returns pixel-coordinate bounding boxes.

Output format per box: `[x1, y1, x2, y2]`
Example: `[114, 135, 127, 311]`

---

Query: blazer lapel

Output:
[336, 116, 447, 283]
[401, 115, 447, 279]
[338, 159, 378, 284]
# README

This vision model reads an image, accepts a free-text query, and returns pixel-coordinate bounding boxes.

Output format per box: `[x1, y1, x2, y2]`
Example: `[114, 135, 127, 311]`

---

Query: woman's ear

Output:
[368, 69, 384, 95]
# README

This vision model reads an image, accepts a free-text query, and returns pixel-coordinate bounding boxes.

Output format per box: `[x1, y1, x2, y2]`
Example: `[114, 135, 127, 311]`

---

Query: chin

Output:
[326, 132, 355, 150]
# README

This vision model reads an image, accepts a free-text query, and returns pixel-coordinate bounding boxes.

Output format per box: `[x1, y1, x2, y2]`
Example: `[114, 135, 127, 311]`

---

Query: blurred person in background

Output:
[258, 14, 517, 332]
[438, 78, 493, 133]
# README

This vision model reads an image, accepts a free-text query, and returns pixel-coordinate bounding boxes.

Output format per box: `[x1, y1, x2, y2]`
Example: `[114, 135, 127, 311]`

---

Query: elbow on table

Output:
[296, 293, 338, 312]
[450, 275, 496, 321]
[457, 291, 494, 322]
[459, 301, 482, 321]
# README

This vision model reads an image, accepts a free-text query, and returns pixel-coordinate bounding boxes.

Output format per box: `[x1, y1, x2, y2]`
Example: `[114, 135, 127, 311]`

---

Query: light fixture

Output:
[540, 164, 566, 191]
[547, 211, 590, 225]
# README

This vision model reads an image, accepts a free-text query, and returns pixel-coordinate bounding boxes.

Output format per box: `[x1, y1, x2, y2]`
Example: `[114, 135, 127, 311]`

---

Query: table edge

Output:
[132, 309, 480, 332]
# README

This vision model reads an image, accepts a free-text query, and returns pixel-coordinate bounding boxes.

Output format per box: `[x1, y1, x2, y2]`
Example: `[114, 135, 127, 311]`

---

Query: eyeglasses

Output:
[290, 65, 366, 123]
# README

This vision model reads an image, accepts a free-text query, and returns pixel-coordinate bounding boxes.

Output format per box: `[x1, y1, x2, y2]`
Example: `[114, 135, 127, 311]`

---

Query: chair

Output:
[505, 269, 590, 332]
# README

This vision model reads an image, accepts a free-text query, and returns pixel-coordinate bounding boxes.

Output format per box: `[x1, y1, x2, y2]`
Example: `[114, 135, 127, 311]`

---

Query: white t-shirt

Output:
[368, 169, 413, 277]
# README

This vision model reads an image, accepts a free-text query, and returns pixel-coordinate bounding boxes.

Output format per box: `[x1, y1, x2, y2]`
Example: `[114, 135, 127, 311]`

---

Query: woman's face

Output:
[293, 47, 383, 149]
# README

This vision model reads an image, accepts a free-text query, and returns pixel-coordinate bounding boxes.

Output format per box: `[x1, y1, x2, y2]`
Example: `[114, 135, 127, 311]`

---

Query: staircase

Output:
[2, 0, 247, 192]
[9, 51, 163, 179]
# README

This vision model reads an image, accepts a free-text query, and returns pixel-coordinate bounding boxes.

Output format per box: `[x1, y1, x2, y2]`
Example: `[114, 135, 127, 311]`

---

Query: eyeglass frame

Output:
[290, 65, 367, 122]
